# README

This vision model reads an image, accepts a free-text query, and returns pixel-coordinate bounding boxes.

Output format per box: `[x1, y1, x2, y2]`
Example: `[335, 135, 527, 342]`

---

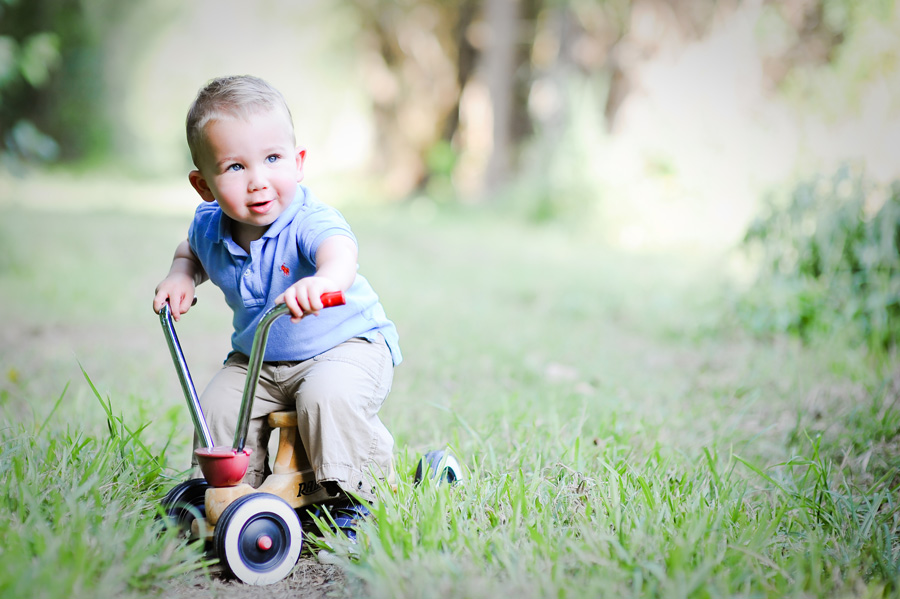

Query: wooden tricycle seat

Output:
[267, 410, 298, 428]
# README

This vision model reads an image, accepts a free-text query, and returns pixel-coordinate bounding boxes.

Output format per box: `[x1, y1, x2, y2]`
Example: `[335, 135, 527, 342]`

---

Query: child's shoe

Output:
[329, 501, 371, 543]
[314, 501, 371, 565]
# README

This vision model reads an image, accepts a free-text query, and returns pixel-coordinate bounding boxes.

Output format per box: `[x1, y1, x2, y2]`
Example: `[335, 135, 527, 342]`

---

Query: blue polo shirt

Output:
[188, 185, 401, 365]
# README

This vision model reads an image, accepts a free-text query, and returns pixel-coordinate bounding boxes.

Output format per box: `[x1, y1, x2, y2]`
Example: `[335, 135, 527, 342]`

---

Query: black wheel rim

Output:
[237, 512, 291, 573]
[161, 480, 208, 531]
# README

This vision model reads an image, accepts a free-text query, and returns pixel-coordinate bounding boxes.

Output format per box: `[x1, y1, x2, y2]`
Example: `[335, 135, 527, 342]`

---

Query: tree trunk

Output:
[483, 0, 519, 192]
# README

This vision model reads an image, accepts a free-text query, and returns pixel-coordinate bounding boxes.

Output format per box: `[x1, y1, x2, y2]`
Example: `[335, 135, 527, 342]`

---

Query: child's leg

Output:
[190, 353, 291, 487]
[288, 336, 394, 503]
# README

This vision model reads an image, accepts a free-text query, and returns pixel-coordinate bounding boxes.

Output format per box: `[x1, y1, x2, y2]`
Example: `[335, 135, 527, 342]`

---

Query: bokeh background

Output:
[3, 0, 898, 247]
[3, 0, 900, 413]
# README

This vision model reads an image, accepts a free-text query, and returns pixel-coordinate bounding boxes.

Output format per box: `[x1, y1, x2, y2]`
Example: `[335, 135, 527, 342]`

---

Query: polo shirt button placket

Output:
[240, 266, 254, 304]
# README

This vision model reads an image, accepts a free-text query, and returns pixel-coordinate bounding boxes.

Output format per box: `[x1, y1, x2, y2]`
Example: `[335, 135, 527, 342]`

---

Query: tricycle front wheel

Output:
[214, 493, 303, 585]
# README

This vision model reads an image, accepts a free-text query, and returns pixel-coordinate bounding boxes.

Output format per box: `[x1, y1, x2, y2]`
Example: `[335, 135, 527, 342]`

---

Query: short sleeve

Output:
[294, 202, 357, 261]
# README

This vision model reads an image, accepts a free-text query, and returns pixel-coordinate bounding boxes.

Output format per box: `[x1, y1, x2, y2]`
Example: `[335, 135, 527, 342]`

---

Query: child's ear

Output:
[295, 146, 307, 183]
[189, 170, 216, 202]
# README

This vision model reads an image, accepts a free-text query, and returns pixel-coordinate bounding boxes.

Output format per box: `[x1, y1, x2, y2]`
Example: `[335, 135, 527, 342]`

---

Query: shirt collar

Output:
[205, 205, 224, 243]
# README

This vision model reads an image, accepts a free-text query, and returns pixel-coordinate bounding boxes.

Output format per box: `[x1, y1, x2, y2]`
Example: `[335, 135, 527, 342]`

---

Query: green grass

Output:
[0, 375, 206, 599]
[0, 178, 898, 597]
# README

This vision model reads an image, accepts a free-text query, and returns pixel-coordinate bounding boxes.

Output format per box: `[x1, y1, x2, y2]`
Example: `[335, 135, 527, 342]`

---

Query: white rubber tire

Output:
[215, 493, 303, 585]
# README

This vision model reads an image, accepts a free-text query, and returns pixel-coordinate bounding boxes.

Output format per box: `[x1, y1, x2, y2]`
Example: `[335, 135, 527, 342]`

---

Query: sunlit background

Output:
[3, 0, 898, 251]
[2, 0, 899, 367]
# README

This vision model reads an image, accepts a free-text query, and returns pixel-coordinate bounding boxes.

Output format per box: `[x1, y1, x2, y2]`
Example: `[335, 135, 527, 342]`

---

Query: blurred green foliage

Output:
[0, 0, 61, 165]
[740, 167, 900, 349]
[0, 0, 133, 168]
[778, 0, 899, 120]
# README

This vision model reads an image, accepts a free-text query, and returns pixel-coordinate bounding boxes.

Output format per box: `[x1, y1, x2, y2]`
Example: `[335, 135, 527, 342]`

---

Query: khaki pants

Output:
[191, 335, 394, 503]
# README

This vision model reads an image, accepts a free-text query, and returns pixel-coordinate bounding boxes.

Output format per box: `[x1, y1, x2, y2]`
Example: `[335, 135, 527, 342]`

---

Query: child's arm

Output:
[277, 234, 358, 322]
[152, 239, 208, 320]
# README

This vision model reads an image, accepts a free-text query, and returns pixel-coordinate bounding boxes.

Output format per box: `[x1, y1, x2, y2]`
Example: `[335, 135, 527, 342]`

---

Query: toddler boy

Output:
[152, 75, 401, 522]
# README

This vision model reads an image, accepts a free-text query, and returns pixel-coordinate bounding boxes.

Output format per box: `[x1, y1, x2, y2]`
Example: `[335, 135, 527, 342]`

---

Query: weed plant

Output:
[741, 166, 900, 350]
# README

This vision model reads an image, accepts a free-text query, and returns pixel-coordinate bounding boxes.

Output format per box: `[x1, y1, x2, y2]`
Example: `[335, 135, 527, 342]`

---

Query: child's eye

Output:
[226, 163, 243, 172]
[266, 155, 280, 164]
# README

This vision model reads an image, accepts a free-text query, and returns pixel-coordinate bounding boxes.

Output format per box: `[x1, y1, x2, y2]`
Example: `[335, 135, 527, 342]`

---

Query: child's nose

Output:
[247, 170, 268, 191]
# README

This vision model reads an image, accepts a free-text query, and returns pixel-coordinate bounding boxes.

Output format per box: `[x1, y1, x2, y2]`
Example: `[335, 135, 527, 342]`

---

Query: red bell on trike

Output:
[195, 446, 253, 487]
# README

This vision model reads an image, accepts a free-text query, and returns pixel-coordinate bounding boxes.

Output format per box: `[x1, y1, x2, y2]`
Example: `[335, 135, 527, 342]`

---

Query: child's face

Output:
[189, 108, 305, 240]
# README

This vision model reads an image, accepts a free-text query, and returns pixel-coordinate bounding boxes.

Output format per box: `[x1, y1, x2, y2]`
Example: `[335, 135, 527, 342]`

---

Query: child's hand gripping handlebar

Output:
[160, 291, 345, 454]
[232, 291, 345, 452]
[317, 290, 347, 309]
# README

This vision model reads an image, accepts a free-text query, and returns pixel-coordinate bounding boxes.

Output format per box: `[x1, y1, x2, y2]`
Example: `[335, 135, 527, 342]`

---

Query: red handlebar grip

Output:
[320, 291, 345, 308]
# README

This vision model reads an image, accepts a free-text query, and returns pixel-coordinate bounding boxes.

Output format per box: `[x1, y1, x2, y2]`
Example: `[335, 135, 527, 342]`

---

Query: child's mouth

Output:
[248, 200, 273, 215]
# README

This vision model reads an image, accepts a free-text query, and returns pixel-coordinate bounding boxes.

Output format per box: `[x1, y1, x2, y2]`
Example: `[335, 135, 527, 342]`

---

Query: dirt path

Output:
[168, 557, 350, 598]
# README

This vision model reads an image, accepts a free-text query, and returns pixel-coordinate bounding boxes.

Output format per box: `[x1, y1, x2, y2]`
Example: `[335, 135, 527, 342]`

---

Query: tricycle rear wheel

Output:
[414, 449, 463, 485]
[160, 479, 209, 536]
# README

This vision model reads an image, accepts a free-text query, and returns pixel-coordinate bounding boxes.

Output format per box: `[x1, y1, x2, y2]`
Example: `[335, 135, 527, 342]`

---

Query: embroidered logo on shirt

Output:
[280, 264, 290, 276]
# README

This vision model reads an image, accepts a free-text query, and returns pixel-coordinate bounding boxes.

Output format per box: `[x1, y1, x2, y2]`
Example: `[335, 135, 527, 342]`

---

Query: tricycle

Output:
[157, 293, 462, 585]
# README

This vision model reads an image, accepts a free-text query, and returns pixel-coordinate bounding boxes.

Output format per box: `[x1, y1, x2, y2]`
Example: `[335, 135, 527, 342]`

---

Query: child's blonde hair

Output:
[186, 75, 295, 168]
